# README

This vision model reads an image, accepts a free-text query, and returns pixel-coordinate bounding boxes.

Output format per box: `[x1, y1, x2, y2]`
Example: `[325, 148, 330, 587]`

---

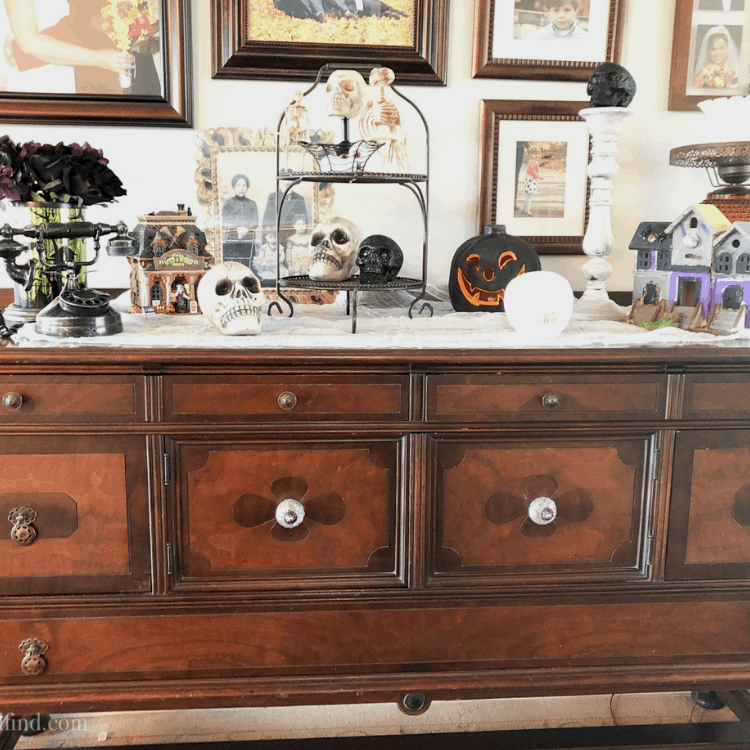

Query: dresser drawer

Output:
[0, 434, 151, 596]
[426, 374, 667, 422]
[170, 436, 405, 590]
[682, 374, 750, 420]
[429, 433, 655, 585]
[0, 375, 145, 423]
[163, 375, 409, 422]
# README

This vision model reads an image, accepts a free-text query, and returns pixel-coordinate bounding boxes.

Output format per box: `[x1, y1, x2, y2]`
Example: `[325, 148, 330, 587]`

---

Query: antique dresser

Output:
[2, 336, 750, 724]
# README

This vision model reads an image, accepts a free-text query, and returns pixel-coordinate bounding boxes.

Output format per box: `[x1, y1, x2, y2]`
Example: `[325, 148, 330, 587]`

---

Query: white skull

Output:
[325, 70, 367, 119]
[197, 261, 263, 335]
[308, 217, 362, 282]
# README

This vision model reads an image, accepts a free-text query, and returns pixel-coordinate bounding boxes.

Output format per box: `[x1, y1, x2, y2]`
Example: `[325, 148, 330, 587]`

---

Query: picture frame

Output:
[211, 0, 450, 85]
[473, 0, 626, 81]
[0, 0, 192, 127]
[668, 0, 750, 111]
[195, 126, 334, 284]
[478, 100, 590, 256]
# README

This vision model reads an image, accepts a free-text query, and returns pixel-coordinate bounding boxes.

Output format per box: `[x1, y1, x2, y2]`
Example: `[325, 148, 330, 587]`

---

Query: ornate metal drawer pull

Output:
[278, 391, 297, 410]
[542, 392, 562, 410]
[2, 392, 23, 410]
[8, 506, 38, 545]
[19, 638, 48, 676]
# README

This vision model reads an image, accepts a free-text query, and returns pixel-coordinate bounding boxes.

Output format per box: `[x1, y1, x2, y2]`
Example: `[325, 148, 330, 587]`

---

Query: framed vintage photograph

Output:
[195, 127, 338, 284]
[0, 0, 192, 127]
[211, 0, 449, 85]
[669, 0, 750, 110]
[478, 100, 590, 255]
[473, 0, 626, 81]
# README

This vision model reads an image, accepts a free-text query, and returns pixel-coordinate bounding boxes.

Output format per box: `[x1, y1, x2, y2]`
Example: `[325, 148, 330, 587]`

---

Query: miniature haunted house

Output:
[629, 202, 750, 334]
[128, 206, 212, 314]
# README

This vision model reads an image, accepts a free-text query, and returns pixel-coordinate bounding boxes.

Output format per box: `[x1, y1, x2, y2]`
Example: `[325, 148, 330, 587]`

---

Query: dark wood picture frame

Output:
[473, 0, 626, 81]
[479, 99, 590, 256]
[211, 0, 450, 85]
[668, 0, 750, 111]
[0, 0, 193, 128]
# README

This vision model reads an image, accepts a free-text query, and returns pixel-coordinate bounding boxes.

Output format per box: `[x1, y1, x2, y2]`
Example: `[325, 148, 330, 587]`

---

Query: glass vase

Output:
[4, 201, 86, 327]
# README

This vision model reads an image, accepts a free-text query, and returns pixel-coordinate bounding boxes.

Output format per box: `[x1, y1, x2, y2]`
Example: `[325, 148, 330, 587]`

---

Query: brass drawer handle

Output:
[8, 506, 38, 546]
[19, 638, 48, 676]
[542, 392, 562, 410]
[278, 391, 297, 410]
[3, 392, 23, 410]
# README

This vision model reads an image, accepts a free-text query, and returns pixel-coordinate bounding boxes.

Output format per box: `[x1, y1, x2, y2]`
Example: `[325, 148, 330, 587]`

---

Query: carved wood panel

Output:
[430, 434, 654, 584]
[0, 435, 151, 595]
[667, 430, 750, 580]
[172, 437, 405, 589]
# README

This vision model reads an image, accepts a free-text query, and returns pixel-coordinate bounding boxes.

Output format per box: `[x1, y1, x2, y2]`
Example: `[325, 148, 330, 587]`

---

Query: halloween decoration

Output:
[356, 234, 404, 284]
[360, 66, 410, 173]
[128, 206, 212, 314]
[325, 69, 367, 120]
[587, 62, 637, 108]
[308, 217, 363, 282]
[504, 271, 575, 339]
[197, 261, 263, 335]
[449, 226, 541, 313]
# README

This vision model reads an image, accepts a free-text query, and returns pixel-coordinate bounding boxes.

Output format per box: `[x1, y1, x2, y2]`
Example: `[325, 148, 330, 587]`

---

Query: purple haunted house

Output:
[630, 203, 750, 326]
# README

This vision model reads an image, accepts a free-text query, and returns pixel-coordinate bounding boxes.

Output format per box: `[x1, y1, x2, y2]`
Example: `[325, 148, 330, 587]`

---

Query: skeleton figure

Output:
[356, 234, 403, 284]
[360, 67, 409, 172]
[197, 261, 263, 335]
[308, 217, 362, 282]
[325, 70, 367, 120]
[282, 90, 310, 172]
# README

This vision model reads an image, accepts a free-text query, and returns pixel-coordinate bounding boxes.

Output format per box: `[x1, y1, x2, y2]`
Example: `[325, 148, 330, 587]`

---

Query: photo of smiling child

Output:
[514, 141, 568, 220]
[535, 0, 588, 41]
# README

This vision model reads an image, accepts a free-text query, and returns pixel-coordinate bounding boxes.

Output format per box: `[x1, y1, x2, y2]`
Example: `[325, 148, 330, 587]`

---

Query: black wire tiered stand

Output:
[270, 64, 433, 333]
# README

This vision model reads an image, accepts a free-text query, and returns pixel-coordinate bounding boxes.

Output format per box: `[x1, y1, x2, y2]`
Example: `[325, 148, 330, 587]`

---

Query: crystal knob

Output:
[278, 391, 297, 410]
[542, 392, 561, 410]
[3, 392, 23, 410]
[528, 497, 557, 525]
[275, 499, 305, 529]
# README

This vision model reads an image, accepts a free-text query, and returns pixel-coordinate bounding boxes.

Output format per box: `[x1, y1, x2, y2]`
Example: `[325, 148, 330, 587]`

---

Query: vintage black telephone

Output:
[0, 219, 135, 337]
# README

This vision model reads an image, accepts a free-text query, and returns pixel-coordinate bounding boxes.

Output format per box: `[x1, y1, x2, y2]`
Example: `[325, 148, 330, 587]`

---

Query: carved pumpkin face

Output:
[449, 226, 541, 313]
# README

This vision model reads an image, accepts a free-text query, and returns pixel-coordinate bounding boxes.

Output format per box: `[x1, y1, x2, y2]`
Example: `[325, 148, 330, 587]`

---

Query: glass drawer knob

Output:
[542, 392, 561, 410]
[278, 391, 297, 410]
[3, 392, 23, 410]
[275, 499, 305, 529]
[529, 497, 557, 525]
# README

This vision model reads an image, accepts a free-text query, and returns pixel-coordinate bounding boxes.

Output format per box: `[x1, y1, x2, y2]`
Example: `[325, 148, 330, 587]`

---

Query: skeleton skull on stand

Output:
[197, 261, 264, 335]
[308, 218, 362, 282]
[325, 70, 367, 149]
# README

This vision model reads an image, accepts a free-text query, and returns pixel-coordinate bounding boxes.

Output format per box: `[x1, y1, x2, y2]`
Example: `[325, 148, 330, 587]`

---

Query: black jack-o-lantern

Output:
[449, 225, 541, 312]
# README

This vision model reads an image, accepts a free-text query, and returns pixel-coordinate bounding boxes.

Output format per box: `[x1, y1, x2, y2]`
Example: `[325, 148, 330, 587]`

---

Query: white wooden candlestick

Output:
[573, 106, 633, 321]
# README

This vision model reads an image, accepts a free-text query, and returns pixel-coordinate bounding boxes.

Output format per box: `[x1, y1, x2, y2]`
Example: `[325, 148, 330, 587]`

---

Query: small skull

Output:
[587, 62, 636, 108]
[308, 217, 362, 282]
[197, 261, 263, 335]
[325, 70, 367, 119]
[356, 235, 404, 285]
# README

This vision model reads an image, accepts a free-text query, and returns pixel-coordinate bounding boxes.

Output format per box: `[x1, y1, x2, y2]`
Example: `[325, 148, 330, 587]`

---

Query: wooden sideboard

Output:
[2, 343, 750, 721]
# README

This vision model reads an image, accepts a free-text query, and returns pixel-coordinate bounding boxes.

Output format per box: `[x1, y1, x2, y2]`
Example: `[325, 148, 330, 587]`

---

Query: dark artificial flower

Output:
[0, 136, 126, 206]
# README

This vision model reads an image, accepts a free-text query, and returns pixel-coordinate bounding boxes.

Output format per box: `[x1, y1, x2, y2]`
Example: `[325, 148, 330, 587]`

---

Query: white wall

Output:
[0, 0, 717, 293]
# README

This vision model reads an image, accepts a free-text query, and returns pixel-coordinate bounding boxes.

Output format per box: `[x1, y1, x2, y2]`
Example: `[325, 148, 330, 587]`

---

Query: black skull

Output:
[587, 62, 636, 108]
[356, 235, 403, 285]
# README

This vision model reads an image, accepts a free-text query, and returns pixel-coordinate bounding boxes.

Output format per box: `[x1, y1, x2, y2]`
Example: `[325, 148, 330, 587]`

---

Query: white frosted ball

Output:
[504, 271, 574, 339]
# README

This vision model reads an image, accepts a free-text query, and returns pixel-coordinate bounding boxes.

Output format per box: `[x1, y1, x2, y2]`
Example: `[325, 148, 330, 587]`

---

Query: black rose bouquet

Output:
[0, 136, 126, 206]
